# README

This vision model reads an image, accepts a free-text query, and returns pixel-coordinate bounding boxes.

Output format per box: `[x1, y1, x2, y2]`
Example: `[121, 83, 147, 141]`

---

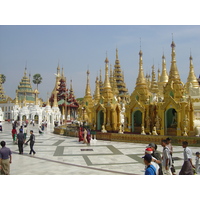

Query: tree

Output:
[33, 73, 42, 90]
[0, 74, 6, 84]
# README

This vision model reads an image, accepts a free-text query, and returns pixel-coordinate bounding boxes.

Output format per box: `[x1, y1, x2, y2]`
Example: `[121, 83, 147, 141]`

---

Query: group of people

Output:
[143, 138, 200, 175]
[0, 130, 36, 175]
[78, 126, 91, 144]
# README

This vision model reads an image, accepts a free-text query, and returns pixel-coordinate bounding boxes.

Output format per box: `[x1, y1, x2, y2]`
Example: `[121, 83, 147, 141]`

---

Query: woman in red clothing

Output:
[11, 126, 17, 144]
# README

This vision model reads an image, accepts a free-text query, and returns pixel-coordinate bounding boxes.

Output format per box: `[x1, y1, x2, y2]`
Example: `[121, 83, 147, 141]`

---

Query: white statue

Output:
[101, 125, 107, 133]
[118, 124, 123, 134]
[141, 126, 146, 135]
[183, 127, 188, 136]
[152, 126, 158, 135]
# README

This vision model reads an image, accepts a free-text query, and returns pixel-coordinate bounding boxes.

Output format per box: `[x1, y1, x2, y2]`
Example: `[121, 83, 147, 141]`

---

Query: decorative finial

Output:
[171, 33, 176, 48]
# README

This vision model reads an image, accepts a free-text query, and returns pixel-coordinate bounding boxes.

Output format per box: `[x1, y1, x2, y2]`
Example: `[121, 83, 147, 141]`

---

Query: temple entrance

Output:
[132, 110, 142, 133]
[165, 108, 177, 135]
[34, 115, 39, 124]
[22, 115, 26, 121]
[97, 110, 104, 131]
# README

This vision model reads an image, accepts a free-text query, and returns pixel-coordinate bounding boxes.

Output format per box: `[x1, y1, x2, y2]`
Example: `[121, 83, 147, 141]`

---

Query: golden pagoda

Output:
[79, 41, 198, 137]
[185, 54, 199, 94]
[125, 49, 150, 133]
[113, 48, 129, 101]
[16, 67, 38, 104]
[158, 40, 193, 136]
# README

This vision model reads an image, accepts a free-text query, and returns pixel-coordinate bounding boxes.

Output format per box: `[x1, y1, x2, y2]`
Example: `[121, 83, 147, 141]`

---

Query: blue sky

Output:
[1, 25, 200, 100]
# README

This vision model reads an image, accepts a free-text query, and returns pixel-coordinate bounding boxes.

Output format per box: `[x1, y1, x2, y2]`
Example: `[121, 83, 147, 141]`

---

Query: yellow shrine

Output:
[79, 40, 200, 137]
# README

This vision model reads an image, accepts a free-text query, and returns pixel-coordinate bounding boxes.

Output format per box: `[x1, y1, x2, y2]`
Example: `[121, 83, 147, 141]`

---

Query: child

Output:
[195, 152, 200, 174]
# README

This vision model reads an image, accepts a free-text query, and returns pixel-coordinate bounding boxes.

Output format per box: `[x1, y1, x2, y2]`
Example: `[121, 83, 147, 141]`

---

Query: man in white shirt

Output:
[161, 139, 172, 175]
[179, 141, 195, 175]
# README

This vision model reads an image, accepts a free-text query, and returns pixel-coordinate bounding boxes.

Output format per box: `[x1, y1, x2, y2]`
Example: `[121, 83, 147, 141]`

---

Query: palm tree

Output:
[0, 74, 6, 84]
[33, 73, 42, 90]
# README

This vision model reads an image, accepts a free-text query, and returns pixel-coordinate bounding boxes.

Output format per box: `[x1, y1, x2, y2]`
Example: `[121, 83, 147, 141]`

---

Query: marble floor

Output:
[0, 122, 200, 175]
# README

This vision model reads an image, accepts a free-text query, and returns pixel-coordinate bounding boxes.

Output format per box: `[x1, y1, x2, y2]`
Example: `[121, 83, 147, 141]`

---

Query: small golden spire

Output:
[160, 53, 169, 83]
[136, 49, 146, 85]
[85, 70, 91, 96]
[46, 92, 50, 106]
[94, 76, 100, 101]
[186, 54, 199, 91]
[151, 65, 158, 94]
[169, 39, 181, 82]
[57, 63, 60, 77]
[104, 57, 111, 89]
[53, 91, 58, 107]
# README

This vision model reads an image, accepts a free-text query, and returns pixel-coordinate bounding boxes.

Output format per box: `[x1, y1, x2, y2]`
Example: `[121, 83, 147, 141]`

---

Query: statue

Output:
[183, 127, 188, 136]
[141, 126, 146, 135]
[155, 115, 161, 130]
[118, 124, 123, 134]
[101, 124, 107, 133]
[152, 126, 158, 135]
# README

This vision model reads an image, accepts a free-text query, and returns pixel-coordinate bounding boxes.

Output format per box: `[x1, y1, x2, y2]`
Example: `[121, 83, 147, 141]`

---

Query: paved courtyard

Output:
[0, 122, 200, 175]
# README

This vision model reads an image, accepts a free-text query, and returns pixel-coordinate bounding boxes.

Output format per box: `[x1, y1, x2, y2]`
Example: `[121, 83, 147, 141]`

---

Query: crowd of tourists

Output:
[143, 137, 200, 175]
[0, 121, 200, 175]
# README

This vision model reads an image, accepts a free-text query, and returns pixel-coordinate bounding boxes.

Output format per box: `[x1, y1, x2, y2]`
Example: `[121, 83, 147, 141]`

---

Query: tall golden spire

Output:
[164, 39, 184, 100]
[150, 65, 158, 94]
[93, 76, 100, 102]
[103, 57, 112, 89]
[113, 48, 128, 99]
[102, 56, 113, 100]
[132, 49, 149, 103]
[168, 40, 181, 82]
[160, 54, 169, 83]
[53, 91, 58, 107]
[185, 54, 199, 93]
[136, 50, 147, 85]
[85, 70, 92, 96]
[57, 63, 60, 77]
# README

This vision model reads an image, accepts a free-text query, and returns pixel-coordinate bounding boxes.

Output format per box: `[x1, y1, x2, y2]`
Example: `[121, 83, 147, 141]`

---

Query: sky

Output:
[0, 25, 200, 101]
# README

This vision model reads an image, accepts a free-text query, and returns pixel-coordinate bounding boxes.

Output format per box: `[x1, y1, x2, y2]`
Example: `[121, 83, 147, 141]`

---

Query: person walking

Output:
[25, 130, 36, 155]
[195, 152, 200, 174]
[11, 126, 17, 144]
[143, 154, 156, 175]
[23, 125, 28, 141]
[147, 143, 163, 175]
[161, 139, 172, 175]
[179, 141, 195, 175]
[0, 141, 12, 175]
[0, 121, 2, 132]
[17, 129, 25, 154]
[166, 137, 176, 175]
[83, 128, 88, 144]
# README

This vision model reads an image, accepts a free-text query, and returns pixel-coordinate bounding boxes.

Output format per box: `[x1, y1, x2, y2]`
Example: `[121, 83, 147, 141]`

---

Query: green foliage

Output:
[33, 73, 42, 89]
[0, 74, 6, 84]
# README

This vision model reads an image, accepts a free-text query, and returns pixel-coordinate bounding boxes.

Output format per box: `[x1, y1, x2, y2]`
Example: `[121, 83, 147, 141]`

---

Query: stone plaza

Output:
[0, 121, 200, 175]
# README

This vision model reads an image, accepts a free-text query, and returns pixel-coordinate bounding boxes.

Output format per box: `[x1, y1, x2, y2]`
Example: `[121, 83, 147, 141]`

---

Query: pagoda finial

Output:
[85, 70, 91, 96]
[105, 52, 109, 64]
[136, 47, 146, 85]
[116, 48, 119, 60]
[104, 56, 111, 89]
[169, 38, 181, 82]
[94, 76, 100, 101]
[57, 62, 60, 77]
[24, 66, 27, 77]
[186, 53, 199, 90]
[160, 53, 168, 83]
